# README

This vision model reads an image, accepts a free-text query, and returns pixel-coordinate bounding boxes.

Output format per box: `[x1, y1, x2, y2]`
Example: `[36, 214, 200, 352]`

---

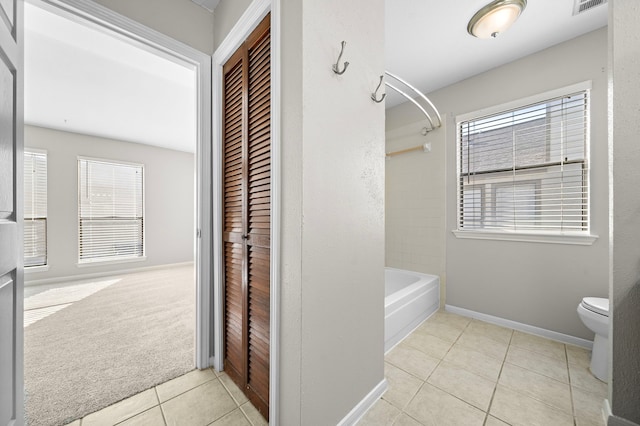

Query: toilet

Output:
[576, 297, 609, 382]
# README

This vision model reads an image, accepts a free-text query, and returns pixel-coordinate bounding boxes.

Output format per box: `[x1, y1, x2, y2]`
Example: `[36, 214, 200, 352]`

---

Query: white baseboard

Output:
[337, 378, 388, 426]
[25, 261, 195, 287]
[604, 399, 612, 424]
[445, 304, 593, 349]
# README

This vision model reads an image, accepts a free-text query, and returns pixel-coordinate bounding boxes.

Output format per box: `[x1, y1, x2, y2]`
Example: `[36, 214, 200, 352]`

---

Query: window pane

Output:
[78, 159, 144, 262]
[458, 90, 589, 233]
[24, 151, 47, 267]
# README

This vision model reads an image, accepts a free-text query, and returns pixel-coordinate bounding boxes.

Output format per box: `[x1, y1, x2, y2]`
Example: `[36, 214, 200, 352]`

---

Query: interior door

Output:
[0, 0, 24, 425]
[222, 13, 270, 421]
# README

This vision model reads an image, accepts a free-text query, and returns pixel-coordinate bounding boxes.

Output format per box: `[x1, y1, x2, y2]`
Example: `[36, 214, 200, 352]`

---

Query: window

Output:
[78, 158, 144, 263]
[457, 87, 590, 238]
[24, 150, 47, 267]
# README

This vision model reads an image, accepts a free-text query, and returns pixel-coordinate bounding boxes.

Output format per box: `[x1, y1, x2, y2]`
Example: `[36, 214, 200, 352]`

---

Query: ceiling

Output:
[24, 2, 197, 153]
[24, 0, 608, 153]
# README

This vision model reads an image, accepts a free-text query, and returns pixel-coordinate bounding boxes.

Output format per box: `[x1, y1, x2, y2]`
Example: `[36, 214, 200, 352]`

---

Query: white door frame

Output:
[30, 0, 214, 369]
[212, 0, 280, 423]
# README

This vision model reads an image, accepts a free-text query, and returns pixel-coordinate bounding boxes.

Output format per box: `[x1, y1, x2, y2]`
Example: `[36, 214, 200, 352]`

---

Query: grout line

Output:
[155, 387, 168, 426]
[157, 372, 220, 404]
[239, 402, 257, 426]
[482, 327, 513, 426]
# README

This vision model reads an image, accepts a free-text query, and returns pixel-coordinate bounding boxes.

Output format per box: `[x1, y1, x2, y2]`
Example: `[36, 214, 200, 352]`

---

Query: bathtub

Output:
[385, 267, 440, 353]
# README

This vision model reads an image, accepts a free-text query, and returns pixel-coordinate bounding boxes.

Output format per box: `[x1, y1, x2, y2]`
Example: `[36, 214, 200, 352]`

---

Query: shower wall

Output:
[385, 119, 447, 304]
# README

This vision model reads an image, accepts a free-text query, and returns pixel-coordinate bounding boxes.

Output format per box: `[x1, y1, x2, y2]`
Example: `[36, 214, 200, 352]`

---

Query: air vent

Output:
[573, 0, 608, 15]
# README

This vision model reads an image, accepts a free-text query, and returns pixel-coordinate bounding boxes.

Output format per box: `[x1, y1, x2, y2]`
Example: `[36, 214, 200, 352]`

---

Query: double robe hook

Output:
[332, 41, 349, 75]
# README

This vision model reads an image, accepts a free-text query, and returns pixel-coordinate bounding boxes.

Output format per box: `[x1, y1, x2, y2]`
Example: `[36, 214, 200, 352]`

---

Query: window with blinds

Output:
[78, 158, 144, 263]
[24, 151, 47, 267]
[458, 90, 589, 234]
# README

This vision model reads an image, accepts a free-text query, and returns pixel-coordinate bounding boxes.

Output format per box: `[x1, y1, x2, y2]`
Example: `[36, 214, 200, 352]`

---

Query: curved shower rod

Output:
[384, 71, 442, 131]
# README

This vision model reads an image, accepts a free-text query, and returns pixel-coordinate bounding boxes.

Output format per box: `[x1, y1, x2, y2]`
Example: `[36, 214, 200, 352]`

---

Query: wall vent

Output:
[573, 0, 608, 16]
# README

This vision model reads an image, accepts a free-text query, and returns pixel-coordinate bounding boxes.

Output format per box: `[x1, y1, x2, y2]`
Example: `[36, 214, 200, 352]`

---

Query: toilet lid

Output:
[582, 297, 609, 316]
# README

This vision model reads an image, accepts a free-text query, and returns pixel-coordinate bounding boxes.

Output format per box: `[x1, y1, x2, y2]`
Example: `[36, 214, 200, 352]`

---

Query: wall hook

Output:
[371, 75, 386, 103]
[332, 41, 349, 75]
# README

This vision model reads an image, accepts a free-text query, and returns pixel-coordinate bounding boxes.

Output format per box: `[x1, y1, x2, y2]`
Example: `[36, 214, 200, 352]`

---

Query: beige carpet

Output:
[24, 264, 195, 426]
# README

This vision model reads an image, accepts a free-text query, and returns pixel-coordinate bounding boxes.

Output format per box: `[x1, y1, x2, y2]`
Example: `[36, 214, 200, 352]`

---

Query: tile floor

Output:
[67, 310, 605, 426]
[67, 368, 267, 426]
[358, 311, 607, 426]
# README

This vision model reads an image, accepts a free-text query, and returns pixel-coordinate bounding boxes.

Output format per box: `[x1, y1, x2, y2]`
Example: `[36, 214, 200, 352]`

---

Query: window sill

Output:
[25, 265, 50, 273]
[77, 256, 147, 268]
[452, 230, 598, 246]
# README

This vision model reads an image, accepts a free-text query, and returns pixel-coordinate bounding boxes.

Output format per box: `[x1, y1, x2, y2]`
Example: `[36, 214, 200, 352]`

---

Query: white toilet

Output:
[576, 297, 609, 382]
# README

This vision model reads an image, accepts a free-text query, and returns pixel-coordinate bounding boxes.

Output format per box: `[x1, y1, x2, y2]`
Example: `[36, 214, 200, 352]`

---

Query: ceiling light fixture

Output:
[467, 0, 527, 39]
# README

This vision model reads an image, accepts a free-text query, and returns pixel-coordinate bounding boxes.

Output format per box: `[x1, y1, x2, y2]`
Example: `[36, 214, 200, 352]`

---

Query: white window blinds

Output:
[24, 151, 47, 267]
[458, 90, 589, 233]
[78, 158, 144, 263]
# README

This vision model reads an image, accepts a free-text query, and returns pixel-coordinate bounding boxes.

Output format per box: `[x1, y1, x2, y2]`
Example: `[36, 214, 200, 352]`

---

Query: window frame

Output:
[23, 148, 48, 270]
[453, 81, 598, 245]
[77, 156, 146, 265]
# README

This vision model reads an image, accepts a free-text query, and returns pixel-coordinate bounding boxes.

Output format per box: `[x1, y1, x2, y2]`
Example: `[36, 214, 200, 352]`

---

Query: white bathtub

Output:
[385, 267, 440, 353]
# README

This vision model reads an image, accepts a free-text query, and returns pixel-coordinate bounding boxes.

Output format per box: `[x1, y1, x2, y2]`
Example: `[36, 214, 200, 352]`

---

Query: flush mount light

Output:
[467, 0, 527, 39]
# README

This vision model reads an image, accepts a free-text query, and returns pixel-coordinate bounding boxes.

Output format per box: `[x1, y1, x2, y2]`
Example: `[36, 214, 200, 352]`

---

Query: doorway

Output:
[21, 0, 212, 424]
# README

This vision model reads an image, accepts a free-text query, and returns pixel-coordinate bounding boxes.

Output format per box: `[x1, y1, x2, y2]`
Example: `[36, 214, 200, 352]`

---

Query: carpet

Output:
[24, 264, 195, 426]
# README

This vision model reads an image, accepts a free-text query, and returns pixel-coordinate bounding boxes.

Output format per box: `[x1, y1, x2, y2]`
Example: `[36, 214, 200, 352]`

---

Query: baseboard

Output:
[603, 400, 640, 426]
[25, 261, 195, 287]
[337, 378, 388, 426]
[445, 304, 593, 349]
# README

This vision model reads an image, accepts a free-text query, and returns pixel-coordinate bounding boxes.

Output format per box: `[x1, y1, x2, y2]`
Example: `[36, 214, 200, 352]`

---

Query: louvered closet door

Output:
[222, 13, 270, 421]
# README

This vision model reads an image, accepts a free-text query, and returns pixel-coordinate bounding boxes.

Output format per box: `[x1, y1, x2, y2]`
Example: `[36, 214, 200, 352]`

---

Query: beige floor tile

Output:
[357, 399, 401, 426]
[505, 345, 569, 383]
[161, 380, 237, 426]
[456, 331, 509, 361]
[156, 369, 217, 402]
[499, 363, 572, 413]
[444, 344, 503, 381]
[119, 406, 166, 426]
[240, 402, 268, 426]
[430, 311, 471, 331]
[485, 416, 510, 426]
[404, 383, 485, 426]
[392, 413, 423, 426]
[210, 408, 251, 426]
[572, 385, 606, 426]
[82, 388, 159, 426]
[566, 345, 592, 368]
[383, 362, 424, 410]
[218, 372, 249, 405]
[510, 331, 566, 361]
[427, 361, 496, 411]
[568, 363, 608, 397]
[489, 385, 574, 426]
[576, 415, 606, 426]
[416, 319, 464, 343]
[465, 320, 513, 345]
[66, 421, 81, 426]
[403, 331, 453, 360]
[385, 342, 439, 380]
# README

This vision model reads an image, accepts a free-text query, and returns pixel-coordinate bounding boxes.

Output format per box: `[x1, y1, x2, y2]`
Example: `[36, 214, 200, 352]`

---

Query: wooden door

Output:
[222, 13, 270, 421]
[0, 0, 23, 425]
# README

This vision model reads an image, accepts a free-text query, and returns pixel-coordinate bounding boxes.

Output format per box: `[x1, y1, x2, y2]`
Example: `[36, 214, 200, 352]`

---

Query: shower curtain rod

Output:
[384, 71, 442, 131]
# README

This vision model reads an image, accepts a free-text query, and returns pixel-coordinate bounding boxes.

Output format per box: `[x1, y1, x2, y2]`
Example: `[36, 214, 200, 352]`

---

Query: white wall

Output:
[92, 0, 214, 54]
[386, 28, 609, 340]
[24, 125, 195, 283]
[609, 0, 640, 424]
[213, 0, 251, 51]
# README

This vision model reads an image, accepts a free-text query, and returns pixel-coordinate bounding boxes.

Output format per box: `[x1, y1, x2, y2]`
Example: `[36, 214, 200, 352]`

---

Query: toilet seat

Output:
[581, 297, 609, 317]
